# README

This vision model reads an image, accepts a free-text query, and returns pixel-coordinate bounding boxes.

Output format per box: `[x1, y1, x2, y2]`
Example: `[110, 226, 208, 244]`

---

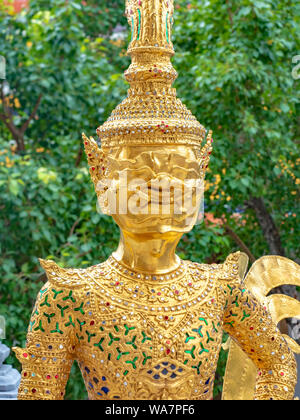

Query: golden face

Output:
[98, 145, 204, 236]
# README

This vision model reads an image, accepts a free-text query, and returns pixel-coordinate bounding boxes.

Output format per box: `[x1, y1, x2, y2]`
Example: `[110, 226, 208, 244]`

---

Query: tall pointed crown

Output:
[96, 0, 210, 150]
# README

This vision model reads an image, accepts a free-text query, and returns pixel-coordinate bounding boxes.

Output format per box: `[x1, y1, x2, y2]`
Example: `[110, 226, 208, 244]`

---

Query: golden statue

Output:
[13, 0, 300, 400]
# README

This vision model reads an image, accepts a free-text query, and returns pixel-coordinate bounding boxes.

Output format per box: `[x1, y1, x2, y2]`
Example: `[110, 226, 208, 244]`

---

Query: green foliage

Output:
[0, 0, 129, 146]
[173, 0, 300, 259]
[0, 0, 299, 400]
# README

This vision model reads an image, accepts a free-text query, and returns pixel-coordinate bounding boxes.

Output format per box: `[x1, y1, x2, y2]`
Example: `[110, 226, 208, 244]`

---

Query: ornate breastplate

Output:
[14, 253, 241, 400]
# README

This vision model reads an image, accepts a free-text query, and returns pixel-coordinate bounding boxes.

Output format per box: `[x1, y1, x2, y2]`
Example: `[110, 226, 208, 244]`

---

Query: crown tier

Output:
[96, 0, 208, 151]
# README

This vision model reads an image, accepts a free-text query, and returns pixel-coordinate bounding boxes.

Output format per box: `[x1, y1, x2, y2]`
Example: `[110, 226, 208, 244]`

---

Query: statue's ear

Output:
[198, 130, 213, 177]
[82, 133, 108, 189]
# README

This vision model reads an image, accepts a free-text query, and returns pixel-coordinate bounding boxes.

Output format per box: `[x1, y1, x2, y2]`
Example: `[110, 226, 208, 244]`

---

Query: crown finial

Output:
[125, 0, 175, 56]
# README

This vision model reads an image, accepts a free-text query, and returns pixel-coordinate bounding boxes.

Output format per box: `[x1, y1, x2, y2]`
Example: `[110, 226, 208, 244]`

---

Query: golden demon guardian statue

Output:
[14, 0, 300, 400]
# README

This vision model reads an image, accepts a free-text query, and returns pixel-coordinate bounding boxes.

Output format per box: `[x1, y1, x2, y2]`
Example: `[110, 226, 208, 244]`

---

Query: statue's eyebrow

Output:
[108, 151, 199, 167]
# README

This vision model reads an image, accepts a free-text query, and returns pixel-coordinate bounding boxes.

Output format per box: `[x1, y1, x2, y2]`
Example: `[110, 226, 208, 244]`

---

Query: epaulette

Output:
[39, 259, 87, 289]
[221, 252, 249, 283]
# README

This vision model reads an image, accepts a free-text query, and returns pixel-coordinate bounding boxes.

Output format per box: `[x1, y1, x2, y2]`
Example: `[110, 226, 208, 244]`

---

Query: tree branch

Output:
[245, 197, 285, 256]
[1, 84, 42, 152]
[223, 221, 256, 263]
[75, 144, 83, 167]
[225, 0, 234, 26]
[20, 93, 42, 135]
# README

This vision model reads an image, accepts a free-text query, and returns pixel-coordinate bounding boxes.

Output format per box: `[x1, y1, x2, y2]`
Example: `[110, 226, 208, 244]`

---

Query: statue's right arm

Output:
[13, 271, 78, 400]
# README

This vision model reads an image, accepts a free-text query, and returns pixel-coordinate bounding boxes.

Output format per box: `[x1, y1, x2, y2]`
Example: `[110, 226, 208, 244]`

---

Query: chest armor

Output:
[17, 254, 239, 400]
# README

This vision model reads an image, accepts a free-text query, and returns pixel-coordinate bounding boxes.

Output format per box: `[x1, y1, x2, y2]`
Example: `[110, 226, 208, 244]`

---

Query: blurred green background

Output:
[0, 0, 299, 399]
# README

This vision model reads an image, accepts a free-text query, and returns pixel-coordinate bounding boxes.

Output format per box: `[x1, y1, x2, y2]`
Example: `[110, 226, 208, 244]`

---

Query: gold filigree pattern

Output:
[14, 252, 297, 400]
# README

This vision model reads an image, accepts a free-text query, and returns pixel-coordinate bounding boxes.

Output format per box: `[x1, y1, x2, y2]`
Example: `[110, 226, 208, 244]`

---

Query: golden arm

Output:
[222, 283, 297, 400]
[13, 281, 76, 400]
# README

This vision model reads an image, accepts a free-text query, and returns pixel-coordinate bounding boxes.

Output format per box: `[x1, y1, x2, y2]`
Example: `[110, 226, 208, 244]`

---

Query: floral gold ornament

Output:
[14, 0, 298, 400]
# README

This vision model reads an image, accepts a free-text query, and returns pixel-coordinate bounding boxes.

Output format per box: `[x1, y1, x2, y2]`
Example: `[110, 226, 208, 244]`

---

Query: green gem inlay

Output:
[50, 322, 63, 335]
[227, 285, 234, 295]
[85, 330, 96, 343]
[116, 347, 130, 360]
[166, 12, 169, 43]
[199, 317, 208, 326]
[34, 320, 45, 333]
[40, 295, 51, 308]
[74, 302, 85, 315]
[126, 356, 138, 369]
[199, 342, 209, 355]
[142, 352, 152, 365]
[192, 361, 202, 375]
[76, 319, 86, 331]
[212, 321, 218, 333]
[108, 332, 120, 346]
[39, 288, 48, 298]
[65, 316, 75, 328]
[184, 345, 196, 359]
[124, 324, 136, 336]
[185, 333, 196, 343]
[232, 295, 239, 307]
[94, 337, 105, 352]
[241, 310, 250, 322]
[52, 289, 63, 299]
[57, 304, 69, 318]
[141, 331, 151, 343]
[43, 312, 55, 324]
[126, 335, 137, 349]
[192, 326, 203, 338]
[63, 291, 76, 303]
[137, 9, 141, 40]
